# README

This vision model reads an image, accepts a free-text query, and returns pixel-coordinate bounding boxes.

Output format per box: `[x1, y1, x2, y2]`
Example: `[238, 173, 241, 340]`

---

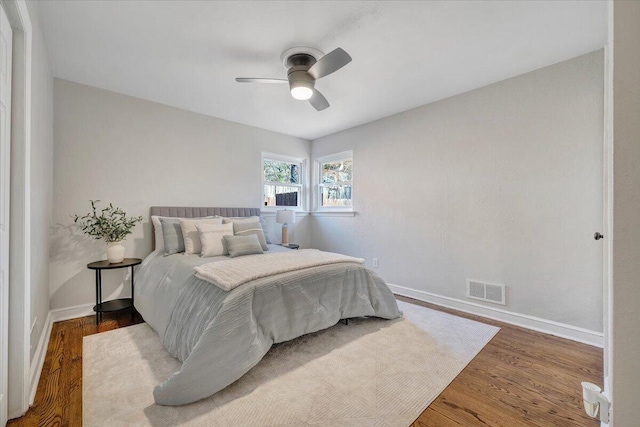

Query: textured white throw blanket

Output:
[194, 249, 365, 291]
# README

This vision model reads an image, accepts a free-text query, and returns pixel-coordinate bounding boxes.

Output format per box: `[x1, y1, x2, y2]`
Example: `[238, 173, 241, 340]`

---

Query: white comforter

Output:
[194, 249, 365, 291]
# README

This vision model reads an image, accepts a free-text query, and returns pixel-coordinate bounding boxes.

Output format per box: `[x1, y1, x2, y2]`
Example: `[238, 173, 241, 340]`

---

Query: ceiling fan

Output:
[235, 47, 352, 111]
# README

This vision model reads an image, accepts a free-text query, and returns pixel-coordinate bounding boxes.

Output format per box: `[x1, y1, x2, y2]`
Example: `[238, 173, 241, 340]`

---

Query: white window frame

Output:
[314, 150, 353, 212]
[261, 152, 306, 212]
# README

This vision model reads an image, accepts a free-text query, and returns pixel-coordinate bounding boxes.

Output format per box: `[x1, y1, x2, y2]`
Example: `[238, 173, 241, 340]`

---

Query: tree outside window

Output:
[263, 156, 303, 208]
[317, 151, 353, 209]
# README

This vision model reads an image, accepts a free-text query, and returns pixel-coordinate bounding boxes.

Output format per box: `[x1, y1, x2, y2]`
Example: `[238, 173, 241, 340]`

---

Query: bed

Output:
[134, 206, 402, 406]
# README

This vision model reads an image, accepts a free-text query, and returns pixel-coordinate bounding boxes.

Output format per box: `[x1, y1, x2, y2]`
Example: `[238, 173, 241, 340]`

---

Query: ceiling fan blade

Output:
[308, 48, 352, 79]
[235, 78, 288, 83]
[309, 90, 330, 111]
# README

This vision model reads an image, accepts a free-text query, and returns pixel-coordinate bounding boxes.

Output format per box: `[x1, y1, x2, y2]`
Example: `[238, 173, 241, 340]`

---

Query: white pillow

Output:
[222, 216, 271, 244]
[179, 217, 223, 255]
[197, 223, 234, 257]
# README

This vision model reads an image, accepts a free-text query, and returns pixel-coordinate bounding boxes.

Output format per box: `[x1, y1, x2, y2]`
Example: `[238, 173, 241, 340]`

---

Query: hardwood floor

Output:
[401, 296, 603, 427]
[7, 310, 145, 427]
[8, 298, 602, 426]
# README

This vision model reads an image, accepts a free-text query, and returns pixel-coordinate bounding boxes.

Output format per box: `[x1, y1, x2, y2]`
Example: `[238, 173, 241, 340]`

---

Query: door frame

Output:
[602, 34, 613, 425]
[0, 3, 13, 425]
[0, 0, 32, 420]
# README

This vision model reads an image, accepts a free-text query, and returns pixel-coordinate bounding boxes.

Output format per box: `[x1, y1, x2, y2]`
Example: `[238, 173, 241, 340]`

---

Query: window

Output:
[316, 151, 353, 210]
[262, 153, 304, 209]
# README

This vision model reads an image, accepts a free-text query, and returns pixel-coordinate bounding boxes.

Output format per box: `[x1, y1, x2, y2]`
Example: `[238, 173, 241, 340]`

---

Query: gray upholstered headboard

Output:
[150, 206, 261, 219]
[150, 206, 262, 249]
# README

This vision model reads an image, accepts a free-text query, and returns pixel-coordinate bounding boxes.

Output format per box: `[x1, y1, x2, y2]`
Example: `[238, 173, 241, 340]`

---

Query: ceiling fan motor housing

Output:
[284, 51, 320, 97]
[288, 65, 316, 94]
[286, 52, 318, 94]
[285, 53, 317, 68]
[287, 65, 316, 101]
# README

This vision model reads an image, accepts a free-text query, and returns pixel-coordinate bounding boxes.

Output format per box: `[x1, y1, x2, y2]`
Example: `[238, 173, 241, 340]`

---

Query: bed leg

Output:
[343, 318, 349, 326]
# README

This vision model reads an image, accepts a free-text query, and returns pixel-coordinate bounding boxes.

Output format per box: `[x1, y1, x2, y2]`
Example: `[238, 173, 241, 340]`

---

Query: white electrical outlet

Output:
[372, 258, 379, 268]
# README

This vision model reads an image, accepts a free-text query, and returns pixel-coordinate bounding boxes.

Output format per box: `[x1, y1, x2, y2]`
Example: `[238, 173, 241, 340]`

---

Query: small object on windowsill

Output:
[280, 243, 299, 250]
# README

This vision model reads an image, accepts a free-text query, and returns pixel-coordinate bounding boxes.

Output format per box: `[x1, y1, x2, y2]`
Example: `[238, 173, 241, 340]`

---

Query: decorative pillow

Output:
[156, 215, 215, 253]
[232, 221, 269, 250]
[222, 216, 272, 244]
[223, 234, 264, 258]
[160, 217, 185, 255]
[196, 223, 234, 257]
[221, 216, 260, 224]
[180, 217, 224, 255]
[151, 215, 166, 250]
[259, 217, 272, 245]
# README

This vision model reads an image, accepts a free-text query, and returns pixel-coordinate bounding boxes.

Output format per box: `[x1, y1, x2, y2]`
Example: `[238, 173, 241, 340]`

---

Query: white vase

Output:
[106, 241, 125, 263]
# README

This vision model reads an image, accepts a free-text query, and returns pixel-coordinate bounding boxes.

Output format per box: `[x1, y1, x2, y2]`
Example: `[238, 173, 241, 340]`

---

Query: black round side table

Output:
[87, 258, 142, 324]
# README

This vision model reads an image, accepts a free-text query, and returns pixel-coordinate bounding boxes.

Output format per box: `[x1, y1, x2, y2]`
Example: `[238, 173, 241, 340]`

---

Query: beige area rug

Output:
[83, 301, 499, 427]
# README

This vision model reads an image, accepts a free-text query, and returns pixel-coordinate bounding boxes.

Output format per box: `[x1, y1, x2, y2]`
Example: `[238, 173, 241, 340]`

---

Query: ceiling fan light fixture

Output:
[290, 80, 314, 100]
[236, 46, 351, 111]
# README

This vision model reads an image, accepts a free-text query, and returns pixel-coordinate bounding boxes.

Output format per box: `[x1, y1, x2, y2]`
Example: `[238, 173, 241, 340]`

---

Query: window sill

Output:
[261, 210, 309, 217]
[311, 210, 356, 217]
[260, 210, 355, 217]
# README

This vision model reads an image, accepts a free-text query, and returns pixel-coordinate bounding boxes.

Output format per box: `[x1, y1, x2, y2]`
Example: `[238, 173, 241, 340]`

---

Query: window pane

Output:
[321, 185, 352, 207]
[264, 160, 300, 184]
[321, 159, 352, 184]
[264, 185, 299, 207]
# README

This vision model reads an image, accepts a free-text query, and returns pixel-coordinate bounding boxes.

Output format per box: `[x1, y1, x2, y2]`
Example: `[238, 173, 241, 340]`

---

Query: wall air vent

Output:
[466, 279, 506, 305]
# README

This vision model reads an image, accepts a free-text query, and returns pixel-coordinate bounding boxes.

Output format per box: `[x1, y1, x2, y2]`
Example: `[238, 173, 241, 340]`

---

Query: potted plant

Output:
[74, 200, 143, 263]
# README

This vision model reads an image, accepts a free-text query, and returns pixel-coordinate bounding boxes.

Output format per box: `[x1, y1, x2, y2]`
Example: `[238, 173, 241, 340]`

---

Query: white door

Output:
[0, 3, 12, 426]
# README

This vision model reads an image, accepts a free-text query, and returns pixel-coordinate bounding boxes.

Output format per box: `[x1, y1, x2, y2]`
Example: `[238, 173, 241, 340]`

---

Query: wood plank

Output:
[7, 301, 602, 426]
[36, 323, 65, 427]
[429, 380, 538, 427]
[65, 318, 84, 426]
[446, 357, 593, 426]
[411, 407, 462, 427]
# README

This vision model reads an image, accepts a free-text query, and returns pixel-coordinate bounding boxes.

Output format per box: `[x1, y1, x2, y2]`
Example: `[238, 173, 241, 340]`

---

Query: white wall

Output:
[311, 51, 604, 333]
[51, 79, 311, 310]
[26, 0, 53, 361]
[610, 1, 640, 424]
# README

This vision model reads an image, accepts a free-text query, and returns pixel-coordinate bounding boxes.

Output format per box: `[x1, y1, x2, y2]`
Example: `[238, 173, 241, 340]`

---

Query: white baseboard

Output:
[28, 303, 95, 405]
[49, 302, 94, 323]
[28, 311, 51, 405]
[388, 283, 603, 348]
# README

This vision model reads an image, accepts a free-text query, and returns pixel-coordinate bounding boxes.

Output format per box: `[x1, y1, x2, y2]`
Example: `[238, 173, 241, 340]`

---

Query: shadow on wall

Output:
[49, 222, 148, 310]
[50, 223, 105, 264]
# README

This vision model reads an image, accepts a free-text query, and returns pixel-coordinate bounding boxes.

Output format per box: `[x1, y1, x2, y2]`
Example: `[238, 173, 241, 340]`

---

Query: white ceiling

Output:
[38, 1, 606, 140]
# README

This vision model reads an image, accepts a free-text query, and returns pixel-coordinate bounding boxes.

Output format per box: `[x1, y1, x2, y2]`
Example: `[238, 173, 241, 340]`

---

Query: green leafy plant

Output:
[74, 200, 143, 243]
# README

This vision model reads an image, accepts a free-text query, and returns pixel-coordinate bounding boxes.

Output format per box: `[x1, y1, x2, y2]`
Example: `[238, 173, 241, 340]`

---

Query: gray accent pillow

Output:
[232, 221, 269, 250]
[261, 218, 272, 244]
[160, 217, 185, 255]
[223, 234, 264, 258]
